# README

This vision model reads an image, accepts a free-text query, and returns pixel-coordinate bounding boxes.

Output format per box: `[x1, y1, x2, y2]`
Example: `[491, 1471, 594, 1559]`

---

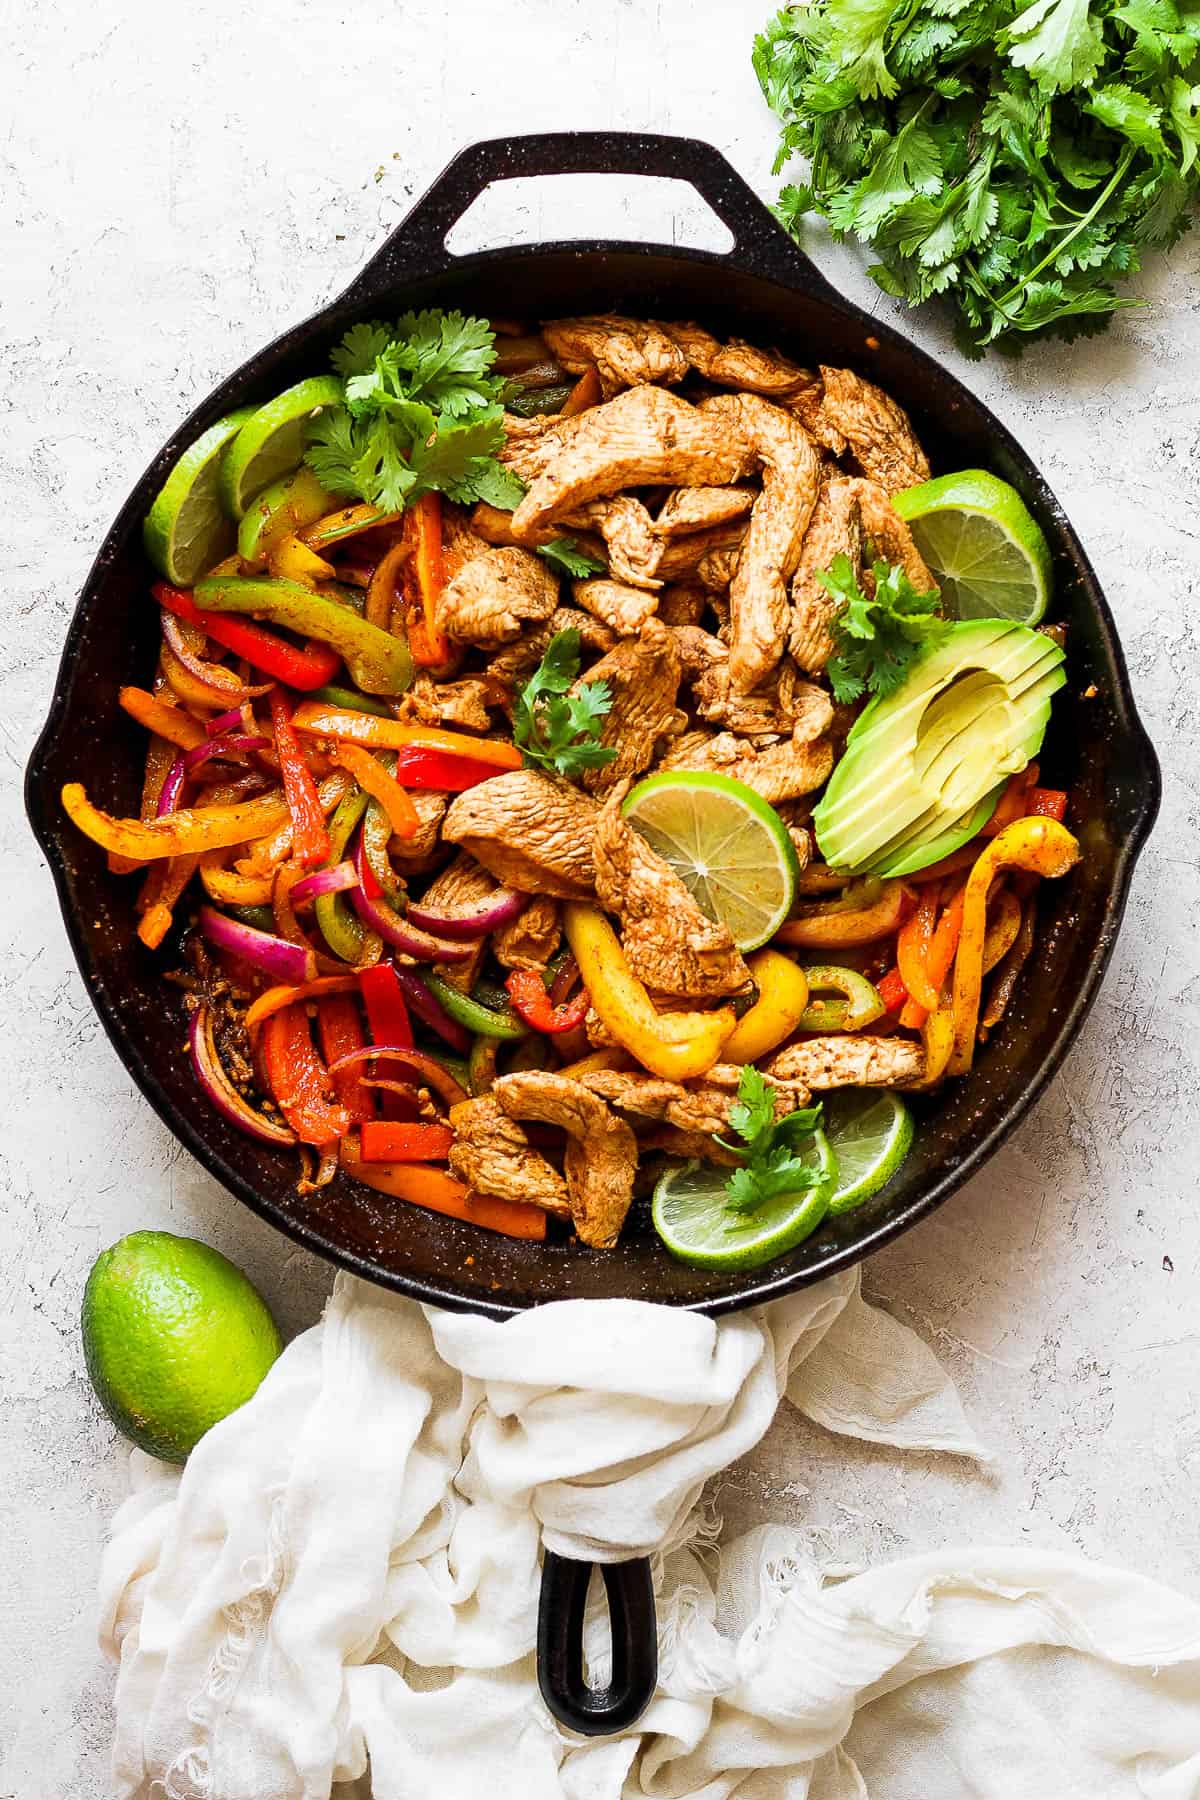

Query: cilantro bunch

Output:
[512, 628, 618, 782]
[753, 0, 1200, 354]
[306, 311, 528, 511]
[821, 553, 948, 701]
[719, 1068, 828, 1213]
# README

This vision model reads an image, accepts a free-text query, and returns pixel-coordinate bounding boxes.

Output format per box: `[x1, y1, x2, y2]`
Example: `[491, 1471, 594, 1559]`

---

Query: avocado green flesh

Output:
[814, 620, 1064, 876]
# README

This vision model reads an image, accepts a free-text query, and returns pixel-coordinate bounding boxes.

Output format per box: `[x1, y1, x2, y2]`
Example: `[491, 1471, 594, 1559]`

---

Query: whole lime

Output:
[81, 1231, 281, 1463]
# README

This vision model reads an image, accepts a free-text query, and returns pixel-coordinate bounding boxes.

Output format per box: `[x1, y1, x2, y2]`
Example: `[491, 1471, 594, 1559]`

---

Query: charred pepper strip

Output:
[260, 1003, 352, 1146]
[154, 583, 340, 690]
[950, 818, 1080, 1075]
[195, 576, 413, 697]
[269, 687, 330, 868]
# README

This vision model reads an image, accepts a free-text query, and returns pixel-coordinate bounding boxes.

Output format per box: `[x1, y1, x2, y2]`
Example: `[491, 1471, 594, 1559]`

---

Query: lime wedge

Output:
[892, 470, 1052, 626]
[821, 1090, 914, 1215]
[142, 407, 256, 586]
[622, 770, 800, 951]
[652, 1133, 836, 1269]
[219, 375, 344, 519]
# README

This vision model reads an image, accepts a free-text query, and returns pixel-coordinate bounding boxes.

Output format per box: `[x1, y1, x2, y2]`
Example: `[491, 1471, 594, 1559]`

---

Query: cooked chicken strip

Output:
[655, 521, 750, 583]
[388, 789, 448, 864]
[818, 366, 930, 493]
[487, 606, 616, 690]
[436, 547, 559, 646]
[696, 546, 742, 593]
[698, 394, 821, 692]
[494, 895, 561, 971]
[510, 386, 756, 541]
[764, 1036, 925, 1089]
[582, 1065, 814, 1132]
[789, 476, 864, 674]
[572, 577, 660, 637]
[500, 409, 588, 484]
[448, 1095, 571, 1217]
[562, 495, 663, 588]
[592, 785, 750, 999]
[573, 617, 687, 797]
[541, 314, 689, 395]
[657, 582, 710, 627]
[854, 479, 938, 592]
[443, 769, 599, 899]
[396, 672, 497, 733]
[654, 486, 756, 537]
[680, 630, 830, 739]
[493, 1071, 638, 1248]
[660, 712, 834, 805]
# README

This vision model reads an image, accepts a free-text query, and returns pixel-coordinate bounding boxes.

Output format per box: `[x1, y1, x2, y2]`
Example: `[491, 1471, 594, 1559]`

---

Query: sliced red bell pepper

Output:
[269, 687, 330, 867]
[360, 1120, 455, 1163]
[1026, 786, 1068, 822]
[876, 967, 908, 1014]
[260, 1003, 351, 1145]
[359, 962, 414, 1048]
[316, 993, 376, 1124]
[154, 583, 340, 690]
[504, 968, 591, 1034]
[981, 764, 1039, 838]
[390, 747, 514, 791]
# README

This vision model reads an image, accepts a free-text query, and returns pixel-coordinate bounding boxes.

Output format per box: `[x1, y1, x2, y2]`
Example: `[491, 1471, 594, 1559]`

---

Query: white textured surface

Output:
[1, 1, 1197, 1793]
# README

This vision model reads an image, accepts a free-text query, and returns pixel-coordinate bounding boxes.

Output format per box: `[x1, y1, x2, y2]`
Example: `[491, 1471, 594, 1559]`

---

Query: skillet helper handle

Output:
[339, 131, 841, 306]
[537, 1548, 657, 1737]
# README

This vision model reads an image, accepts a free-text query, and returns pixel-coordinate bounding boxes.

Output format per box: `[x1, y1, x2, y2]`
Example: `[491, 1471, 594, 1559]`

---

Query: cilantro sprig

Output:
[512, 629, 618, 782]
[305, 311, 528, 512]
[821, 553, 948, 703]
[753, 0, 1200, 355]
[537, 537, 606, 579]
[718, 1067, 827, 1214]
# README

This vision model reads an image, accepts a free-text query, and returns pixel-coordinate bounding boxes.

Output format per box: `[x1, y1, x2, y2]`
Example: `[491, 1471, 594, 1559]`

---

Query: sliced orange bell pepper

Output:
[340, 1141, 547, 1240]
[269, 688, 330, 868]
[316, 992, 378, 1125]
[776, 880, 910, 949]
[244, 975, 362, 1035]
[899, 883, 967, 1029]
[896, 886, 939, 1014]
[119, 686, 206, 751]
[360, 1120, 455, 1163]
[409, 493, 451, 667]
[560, 366, 603, 418]
[260, 1003, 351, 1146]
[332, 744, 420, 838]
[290, 702, 522, 769]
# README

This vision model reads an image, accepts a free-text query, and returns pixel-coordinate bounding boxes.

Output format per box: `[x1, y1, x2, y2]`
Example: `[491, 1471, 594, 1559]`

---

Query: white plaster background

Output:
[1, 1, 1198, 1792]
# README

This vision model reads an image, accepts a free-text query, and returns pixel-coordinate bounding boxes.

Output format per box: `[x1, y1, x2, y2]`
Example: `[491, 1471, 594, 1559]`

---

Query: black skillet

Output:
[25, 132, 1160, 1736]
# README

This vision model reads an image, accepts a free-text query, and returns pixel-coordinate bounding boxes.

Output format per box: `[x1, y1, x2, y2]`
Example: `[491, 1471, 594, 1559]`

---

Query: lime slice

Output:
[820, 1090, 914, 1215]
[652, 1134, 836, 1269]
[142, 407, 256, 586]
[219, 375, 345, 519]
[892, 470, 1052, 626]
[622, 770, 800, 951]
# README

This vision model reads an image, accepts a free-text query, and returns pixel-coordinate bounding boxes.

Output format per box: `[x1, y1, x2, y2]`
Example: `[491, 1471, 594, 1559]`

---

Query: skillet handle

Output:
[338, 131, 841, 307]
[537, 1549, 657, 1737]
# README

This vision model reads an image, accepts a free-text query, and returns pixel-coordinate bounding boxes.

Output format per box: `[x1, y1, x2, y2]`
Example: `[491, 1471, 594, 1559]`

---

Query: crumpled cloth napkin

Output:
[98, 1270, 1200, 1799]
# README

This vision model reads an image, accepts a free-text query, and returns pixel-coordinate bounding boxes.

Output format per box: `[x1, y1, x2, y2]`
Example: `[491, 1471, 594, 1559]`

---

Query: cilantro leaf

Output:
[537, 537, 607, 578]
[1006, 0, 1106, 93]
[718, 1067, 827, 1215]
[822, 553, 948, 703]
[512, 629, 617, 782]
[304, 311, 516, 511]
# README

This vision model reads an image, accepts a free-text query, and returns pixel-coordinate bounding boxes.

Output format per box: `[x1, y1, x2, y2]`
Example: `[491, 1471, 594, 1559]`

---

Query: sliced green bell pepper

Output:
[195, 576, 413, 696]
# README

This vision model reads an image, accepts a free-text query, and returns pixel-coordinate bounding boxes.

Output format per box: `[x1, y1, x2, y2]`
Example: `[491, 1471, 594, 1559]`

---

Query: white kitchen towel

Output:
[97, 1271, 1200, 1799]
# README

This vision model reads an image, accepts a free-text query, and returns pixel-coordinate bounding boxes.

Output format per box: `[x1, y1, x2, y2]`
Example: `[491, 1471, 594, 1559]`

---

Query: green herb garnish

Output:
[753, 0, 1200, 355]
[305, 311, 528, 512]
[512, 628, 617, 781]
[537, 537, 607, 578]
[822, 553, 947, 703]
[718, 1067, 827, 1214]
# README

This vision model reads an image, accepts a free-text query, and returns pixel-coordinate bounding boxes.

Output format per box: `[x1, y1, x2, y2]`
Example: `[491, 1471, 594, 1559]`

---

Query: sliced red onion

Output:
[189, 1004, 296, 1146]
[206, 703, 260, 738]
[157, 755, 187, 817]
[183, 733, 270, 776]
[548, 953, 580, 1007]
[406, 884, 525, 940]
[350, 840, 473, 963]
[327, 1044, 469, 1108]
[161, 613, 273, 703]
[197, 904, 316, 985]
[390, 967, 472, 1055]
[290, 860, 359, 905]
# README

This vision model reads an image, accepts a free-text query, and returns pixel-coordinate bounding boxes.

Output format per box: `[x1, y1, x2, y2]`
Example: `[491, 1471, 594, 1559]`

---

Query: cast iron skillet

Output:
[25, 133, 1160, 1737]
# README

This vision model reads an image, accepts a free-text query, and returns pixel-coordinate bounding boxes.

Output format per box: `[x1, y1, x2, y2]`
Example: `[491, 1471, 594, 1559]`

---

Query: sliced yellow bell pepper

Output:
[950, 817, 1080, 1074]
[776, 879, 909, 948]
[267, 533, 336, 588]
[723, 949, 809, 1063]
[62, 782, 291, 862]
[563, 902, 736, 1081]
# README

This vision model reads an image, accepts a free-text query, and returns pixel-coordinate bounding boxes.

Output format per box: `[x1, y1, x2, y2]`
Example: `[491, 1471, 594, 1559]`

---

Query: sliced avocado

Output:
[814, 620, 1065, 877]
